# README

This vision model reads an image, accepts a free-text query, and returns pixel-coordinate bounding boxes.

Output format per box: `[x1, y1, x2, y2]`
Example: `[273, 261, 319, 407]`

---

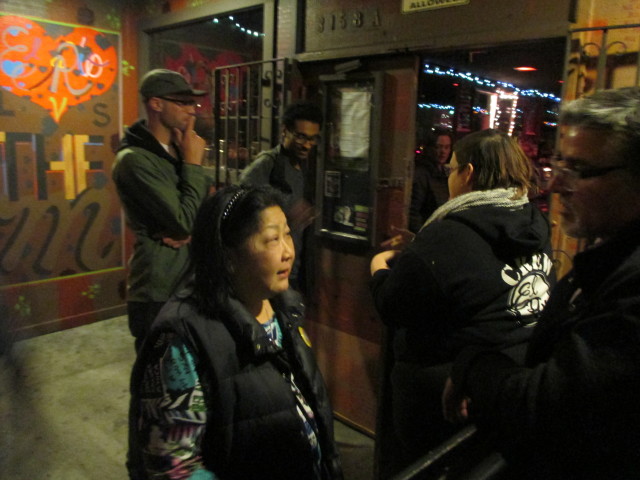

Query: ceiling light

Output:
[514, 66, 537, 72]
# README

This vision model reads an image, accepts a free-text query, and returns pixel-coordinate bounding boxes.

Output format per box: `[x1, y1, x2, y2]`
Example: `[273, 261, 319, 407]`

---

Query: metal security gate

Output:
[212, 58, 292, 188]
[565, 22, 640, 97]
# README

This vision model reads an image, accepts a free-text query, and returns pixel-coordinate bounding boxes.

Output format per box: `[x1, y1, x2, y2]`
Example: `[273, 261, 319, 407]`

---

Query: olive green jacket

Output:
[113, 120, 208, 302]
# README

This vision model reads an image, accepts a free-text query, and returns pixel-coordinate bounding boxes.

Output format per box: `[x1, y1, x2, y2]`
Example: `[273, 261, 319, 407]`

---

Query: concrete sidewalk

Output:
[0, 315, 374, 479]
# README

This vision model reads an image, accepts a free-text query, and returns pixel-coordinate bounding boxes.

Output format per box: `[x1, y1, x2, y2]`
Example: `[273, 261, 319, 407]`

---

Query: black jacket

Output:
[372, 203, 554, 366]
[131, 288, 343, 480]
[408, 163, 449, 233]
[452, 221, 640, 479]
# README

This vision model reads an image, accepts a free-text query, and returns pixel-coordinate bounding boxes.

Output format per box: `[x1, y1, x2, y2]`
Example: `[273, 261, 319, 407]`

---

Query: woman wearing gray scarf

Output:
[370, 129, 555, 476]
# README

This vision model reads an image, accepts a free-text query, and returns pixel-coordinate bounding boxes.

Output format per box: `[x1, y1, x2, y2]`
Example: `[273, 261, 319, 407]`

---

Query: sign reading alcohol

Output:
[402, 0, 470, 14]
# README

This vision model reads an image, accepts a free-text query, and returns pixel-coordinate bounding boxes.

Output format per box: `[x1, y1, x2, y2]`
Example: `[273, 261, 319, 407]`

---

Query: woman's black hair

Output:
[189, 185, 287, 316]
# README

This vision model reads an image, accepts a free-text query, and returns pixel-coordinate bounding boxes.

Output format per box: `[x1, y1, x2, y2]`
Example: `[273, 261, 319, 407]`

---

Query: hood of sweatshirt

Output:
[118, 119, 179, 164]
[445, 202, 551, 259]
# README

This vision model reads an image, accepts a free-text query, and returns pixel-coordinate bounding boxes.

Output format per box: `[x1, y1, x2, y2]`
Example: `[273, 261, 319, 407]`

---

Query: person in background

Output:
[129, 185, 343, 480]
[113, 68, 208, 352]
[238, 101, 323, 291]
[443, 87, 640, 480]
[371, 129, 554, 475]
[408, 129, 453, 233]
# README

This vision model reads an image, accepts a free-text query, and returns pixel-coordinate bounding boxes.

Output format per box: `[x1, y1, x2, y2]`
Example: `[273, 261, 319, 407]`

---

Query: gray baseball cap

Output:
[139, 69, 206, 98]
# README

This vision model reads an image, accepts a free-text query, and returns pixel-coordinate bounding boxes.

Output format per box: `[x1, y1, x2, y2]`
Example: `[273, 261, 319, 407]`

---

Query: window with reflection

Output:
[147, 7, 264, 144]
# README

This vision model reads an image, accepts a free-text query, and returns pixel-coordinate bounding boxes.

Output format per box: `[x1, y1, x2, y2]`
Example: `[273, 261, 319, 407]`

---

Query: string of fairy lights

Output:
[211, 15, 265, 37]
[419, 64, 560, 134]
[204, 27, 555, 131]
[423, 64, 561, 101]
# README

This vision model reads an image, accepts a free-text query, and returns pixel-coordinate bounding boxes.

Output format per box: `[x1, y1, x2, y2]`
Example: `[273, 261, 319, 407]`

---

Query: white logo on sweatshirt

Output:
[501, 253, 553, 326]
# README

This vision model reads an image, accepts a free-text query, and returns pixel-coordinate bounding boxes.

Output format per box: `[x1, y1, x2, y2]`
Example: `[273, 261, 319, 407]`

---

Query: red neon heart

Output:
[0, 15, 118, 122]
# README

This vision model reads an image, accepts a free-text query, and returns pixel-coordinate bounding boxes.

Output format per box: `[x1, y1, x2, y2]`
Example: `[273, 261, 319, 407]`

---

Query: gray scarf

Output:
[420, 187, 529, 231]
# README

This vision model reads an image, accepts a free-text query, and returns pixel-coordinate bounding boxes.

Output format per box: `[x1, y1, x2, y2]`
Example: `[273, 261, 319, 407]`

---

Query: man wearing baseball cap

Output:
[113, 69, 209, 352]
[115, 69, 210, 480]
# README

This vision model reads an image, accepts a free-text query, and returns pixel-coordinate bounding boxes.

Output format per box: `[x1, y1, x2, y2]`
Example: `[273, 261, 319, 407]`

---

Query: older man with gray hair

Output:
[443, 87, 640, 479]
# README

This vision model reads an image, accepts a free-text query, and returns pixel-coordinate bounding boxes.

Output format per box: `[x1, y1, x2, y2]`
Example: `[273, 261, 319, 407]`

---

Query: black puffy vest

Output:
[131, 289, 343, 480]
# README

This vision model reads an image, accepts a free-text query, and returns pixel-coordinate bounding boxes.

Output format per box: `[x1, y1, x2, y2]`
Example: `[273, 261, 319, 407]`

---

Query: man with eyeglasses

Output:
[442, 87, 640, 479]
[239, 100, 323, 292]
[113, 69, 209, 352]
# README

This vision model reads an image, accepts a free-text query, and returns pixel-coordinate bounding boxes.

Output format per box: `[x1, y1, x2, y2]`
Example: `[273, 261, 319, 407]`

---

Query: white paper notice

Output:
[340, 91, 371, 158]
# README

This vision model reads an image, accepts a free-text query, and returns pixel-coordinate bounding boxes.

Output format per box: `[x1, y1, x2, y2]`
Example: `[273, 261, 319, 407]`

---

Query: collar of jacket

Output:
[572, 219, 640, 296]
[120, 119, 182, 165]
[220, 289, 306, 357]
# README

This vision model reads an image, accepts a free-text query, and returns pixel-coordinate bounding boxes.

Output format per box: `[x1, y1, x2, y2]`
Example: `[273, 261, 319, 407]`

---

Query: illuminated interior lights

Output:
[508, 100, 518, 136]
[423, 63, 560, 102]
[489, 94, 498, 128]
[489, 89, 519, 136]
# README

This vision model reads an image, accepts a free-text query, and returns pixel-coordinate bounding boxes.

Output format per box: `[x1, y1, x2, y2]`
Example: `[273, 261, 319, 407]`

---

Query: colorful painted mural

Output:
[0, 15, 118, 122]
[0, 13, 123, 338]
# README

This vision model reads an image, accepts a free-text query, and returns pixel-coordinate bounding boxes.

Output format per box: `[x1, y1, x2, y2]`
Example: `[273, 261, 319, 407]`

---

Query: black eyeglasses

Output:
[289, 130, 321, 145]
[550, 155, 627, 181]
[158, 97, 201, 108]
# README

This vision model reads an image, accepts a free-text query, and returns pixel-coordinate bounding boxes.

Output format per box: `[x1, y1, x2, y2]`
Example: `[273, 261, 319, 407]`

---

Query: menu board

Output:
[316, 73, 383, 245]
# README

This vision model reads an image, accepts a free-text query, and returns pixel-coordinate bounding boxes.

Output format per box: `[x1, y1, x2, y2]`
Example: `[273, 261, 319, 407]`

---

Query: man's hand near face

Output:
[174, 114, 206, 166]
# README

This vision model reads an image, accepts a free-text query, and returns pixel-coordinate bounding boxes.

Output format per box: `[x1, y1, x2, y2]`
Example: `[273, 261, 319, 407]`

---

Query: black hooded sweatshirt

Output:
[371, 203, 555, 367]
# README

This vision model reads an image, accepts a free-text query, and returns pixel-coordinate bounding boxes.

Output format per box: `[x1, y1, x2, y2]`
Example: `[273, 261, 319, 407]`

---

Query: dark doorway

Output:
[415, 37, 566, 213]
